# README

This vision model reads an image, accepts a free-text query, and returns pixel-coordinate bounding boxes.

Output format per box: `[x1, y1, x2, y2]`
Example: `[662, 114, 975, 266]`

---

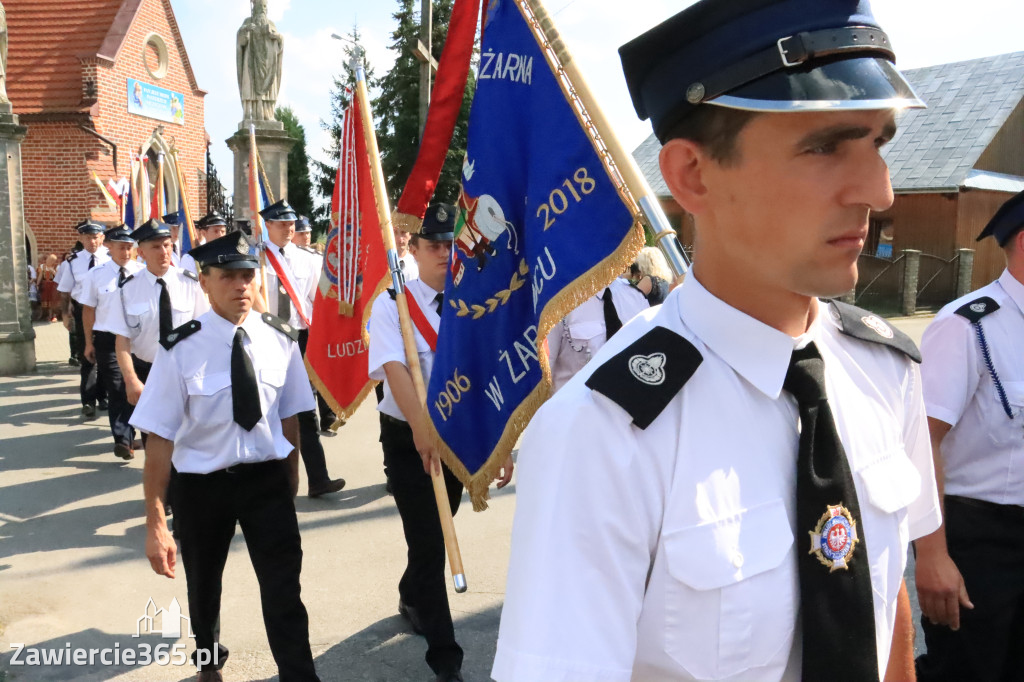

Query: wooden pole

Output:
[249, 124, 270, 307]
[155, 152, 166, 219]
[519, 0, 690, 279]
[354, 55, 467, 593]
[170, 149, 199, 248]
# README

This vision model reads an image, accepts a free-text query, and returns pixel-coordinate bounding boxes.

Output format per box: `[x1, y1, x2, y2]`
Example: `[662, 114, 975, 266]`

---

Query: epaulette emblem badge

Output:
[860, 315, 893, 339]
[166, 332, 178, 344]
[628, 352, 666, 386]
[970, 301, 987, 314]
[809, 504, 860, 572]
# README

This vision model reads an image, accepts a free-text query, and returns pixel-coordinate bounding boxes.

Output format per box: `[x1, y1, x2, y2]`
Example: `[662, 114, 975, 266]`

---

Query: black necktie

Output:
[231, 328, 262, 431]
[434, 292, 444, 315]
[118, 265, 126, 286]
[88, 254, 96, 270]
[602, 288, 622, 338]
[784, 343, 878, 682]
[156, 278, 173, 345]
[277, 248, 291, 320]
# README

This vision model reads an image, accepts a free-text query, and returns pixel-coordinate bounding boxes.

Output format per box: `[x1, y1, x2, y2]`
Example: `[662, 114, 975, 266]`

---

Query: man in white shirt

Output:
[162, 211, 184, 267]
[57, 220, 110, 416]
[260, 199, 345, 498]
[547, 276, 649, 392]
[914, 190, 1024, 681]
[133, 232, 322, 682]
[180, 212, 230, 275]
[492, 1, 941, 681]
[80, 224, 144, 459]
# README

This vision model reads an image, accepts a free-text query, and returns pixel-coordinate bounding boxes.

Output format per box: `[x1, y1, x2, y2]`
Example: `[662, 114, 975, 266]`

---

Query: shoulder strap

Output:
[160, 320, 201, 350]
[827, 300, 921, 363]
[182, 268, 199, 281]
[954, 296, 1000, 323]
[118, 273, 134, 288]
[261, 312, 299, 341]
[584, 325, 702, 430]
[405, 291, 438, 352]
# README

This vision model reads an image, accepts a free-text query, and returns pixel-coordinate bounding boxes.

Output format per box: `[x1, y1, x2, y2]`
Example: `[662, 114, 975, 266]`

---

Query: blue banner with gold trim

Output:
[428, 0, 642, 509]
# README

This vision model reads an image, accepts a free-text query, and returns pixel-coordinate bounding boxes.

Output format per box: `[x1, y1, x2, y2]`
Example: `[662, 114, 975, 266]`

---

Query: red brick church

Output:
[7, 0, 208, 262]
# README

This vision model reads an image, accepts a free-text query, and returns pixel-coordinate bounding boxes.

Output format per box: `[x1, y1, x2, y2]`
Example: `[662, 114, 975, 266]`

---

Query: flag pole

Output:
[519, 0, 690, 279]
[156, 152, 167, 218]
[353, 51, 468, 593]
[249, 124, 270, 307]
[170, 149, 199, 248]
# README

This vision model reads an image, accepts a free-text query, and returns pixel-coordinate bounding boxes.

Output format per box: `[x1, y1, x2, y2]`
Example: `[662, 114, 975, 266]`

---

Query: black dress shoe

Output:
[398, 599, 425, 636]
[97, 400, 109, 411]
[82, 404, 96, 418]
[435, 670, 463, 682]
[114, 443, 134, 460]
[307, 478, 346, 498]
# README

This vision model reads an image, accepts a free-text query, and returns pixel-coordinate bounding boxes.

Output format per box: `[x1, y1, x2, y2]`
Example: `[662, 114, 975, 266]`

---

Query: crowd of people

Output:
[28, 0, 1024, 681]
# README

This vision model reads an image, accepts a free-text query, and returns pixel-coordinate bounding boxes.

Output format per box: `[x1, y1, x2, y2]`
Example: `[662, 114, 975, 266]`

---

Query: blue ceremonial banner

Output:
[427, 0, 643, 508]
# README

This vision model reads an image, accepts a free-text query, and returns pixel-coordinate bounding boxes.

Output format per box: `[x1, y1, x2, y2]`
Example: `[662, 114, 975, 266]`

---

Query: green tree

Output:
[374, 0, 475, 206]
[274, 105, 316, 235]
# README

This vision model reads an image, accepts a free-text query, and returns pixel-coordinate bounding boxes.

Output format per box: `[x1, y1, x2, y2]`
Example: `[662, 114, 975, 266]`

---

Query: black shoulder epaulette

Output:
[954, 296, 1000, 323]
[118, 273, 134, 288]
[584, 325, 702, 430]
[262, 312, 299, 341]
[827, 300, 921, 363]
[160, 320, 201, 350]
[182, 268, 199, 281]
[299, 245, 318, 254]
[65, 253, 75, 263]
[387, 288, 397, 300]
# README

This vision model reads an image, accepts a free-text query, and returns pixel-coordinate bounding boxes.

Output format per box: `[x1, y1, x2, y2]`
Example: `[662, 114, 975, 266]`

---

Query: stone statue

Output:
[236, 0, 282, 121]
[0, 2, 9, 105]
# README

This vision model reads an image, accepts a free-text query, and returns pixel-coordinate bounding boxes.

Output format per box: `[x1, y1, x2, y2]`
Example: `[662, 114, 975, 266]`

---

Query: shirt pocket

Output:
[661, 498, 797, 679]
[856, 447, 921, 603]
[987, 381, 1024, 446]
[125, 302, 150, 329]
[184, 371, 234, 422]
[259, 367, 287, 413]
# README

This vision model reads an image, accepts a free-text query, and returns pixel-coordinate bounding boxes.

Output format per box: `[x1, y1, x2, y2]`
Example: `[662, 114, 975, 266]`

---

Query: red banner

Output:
[305, 96, 389, 423]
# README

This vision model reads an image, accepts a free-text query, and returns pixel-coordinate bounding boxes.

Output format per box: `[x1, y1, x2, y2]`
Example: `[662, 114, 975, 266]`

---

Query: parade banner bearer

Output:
[493, 1, 942, 681]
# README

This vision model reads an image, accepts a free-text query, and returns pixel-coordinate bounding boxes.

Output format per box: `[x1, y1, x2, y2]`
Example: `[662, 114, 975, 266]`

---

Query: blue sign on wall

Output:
[126, 78, 185, 125]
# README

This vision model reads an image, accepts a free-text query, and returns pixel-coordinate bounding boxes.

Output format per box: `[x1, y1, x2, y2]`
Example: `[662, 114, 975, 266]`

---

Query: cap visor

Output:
[420, 232, 455, 242]
[203, 259, 259, 270]
[709, 56, 924, 112]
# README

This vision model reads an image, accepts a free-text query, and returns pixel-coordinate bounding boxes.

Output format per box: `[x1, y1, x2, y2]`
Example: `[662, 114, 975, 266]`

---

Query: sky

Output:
[170, 0, 1024, 207]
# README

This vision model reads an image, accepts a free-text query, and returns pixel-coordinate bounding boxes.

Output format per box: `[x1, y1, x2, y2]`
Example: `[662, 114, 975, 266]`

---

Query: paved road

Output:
[0, 315, 935, 681]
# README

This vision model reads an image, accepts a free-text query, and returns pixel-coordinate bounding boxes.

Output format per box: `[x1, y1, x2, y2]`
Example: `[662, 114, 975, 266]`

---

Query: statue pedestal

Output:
[227, 120, 296, 224]
[0, 110, 36, 375]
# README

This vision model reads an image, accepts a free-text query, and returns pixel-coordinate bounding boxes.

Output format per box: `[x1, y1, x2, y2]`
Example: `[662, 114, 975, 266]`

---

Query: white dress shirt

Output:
[368, 278, 441, 422]
[493, 275, 941, 682]
[546, 277, 650, 392]
[57, 246, 110, 302]
[107, 266, 210, 362]
[179, 252, 198, 275]
[400, 252, 419, 281]
[921, 268, 1024, 505]
[264, 241, 319, 329]
[130, 309, 315, 473]
[79, 259, 145, 334]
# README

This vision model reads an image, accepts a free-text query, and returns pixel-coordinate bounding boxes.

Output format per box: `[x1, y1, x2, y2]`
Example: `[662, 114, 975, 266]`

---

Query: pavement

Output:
[0, 314, 936, 682]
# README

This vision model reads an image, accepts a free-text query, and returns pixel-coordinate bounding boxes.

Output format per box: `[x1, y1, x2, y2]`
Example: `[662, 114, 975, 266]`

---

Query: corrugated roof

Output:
[7, 0, 126, 115]
[885, 51, 1024, 191]
[631, 51, 1024, 196]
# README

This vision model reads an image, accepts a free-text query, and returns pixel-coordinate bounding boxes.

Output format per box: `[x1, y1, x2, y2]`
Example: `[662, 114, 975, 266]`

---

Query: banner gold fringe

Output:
[391, 210, 424, 234]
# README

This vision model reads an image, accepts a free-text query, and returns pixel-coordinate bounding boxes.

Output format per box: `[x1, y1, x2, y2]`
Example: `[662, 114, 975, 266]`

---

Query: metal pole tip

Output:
[453, 574, 467, 593]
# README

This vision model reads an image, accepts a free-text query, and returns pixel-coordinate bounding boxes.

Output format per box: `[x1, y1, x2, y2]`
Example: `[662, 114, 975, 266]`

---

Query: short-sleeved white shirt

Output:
[493, 275, 941, 682]
[367, 278, 441, 422]
[57, 246, 110, 302]
[130, 309, 315, 473]
[399, 252, 419, 281]
[920, 268, 1024, 505]
[107, 266, 210, 363]
[547, 277, 650, 392]
[263, 241, 319, 329]
[79, 259, 145, 334]
[179, 252, 198, 275]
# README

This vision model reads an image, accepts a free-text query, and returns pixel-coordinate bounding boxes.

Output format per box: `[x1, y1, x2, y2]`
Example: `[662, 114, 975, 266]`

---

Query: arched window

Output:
[135, 128, 179, 220]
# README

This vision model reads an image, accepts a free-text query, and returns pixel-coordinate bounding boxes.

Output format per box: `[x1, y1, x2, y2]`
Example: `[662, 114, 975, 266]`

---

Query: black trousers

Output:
[917, 495, 1024, 682]
[380, 415, 464, 674]
[93, 331, 131, 447]
[128, 356, 152, 447]
[295, 329, 331, 487]
[71, 302, 105, 407]
[174, 459, 320, 681]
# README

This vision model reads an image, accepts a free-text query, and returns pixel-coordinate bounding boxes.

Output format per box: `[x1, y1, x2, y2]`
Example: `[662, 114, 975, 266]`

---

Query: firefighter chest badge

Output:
[809, 504, 860, 572]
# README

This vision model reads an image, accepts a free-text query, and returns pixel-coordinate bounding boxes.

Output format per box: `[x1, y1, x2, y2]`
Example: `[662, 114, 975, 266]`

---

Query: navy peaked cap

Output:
[260, 199, 298, 222]
[188, 232, 258, 270]
[162, 212, 180, 225]
[295, 215, 311, 232]
[977, 190, 1024, 246]
[103, 224, 134, 243]
[197, 212, 228, 229]
[76, 219, 105, 235]
[129, 219, 172, 243]
[420, 203, 456, 241]
[619, 0, 924, 142]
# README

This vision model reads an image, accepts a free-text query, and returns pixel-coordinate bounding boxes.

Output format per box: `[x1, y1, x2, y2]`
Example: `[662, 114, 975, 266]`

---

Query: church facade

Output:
[7, 0, 207, 262]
